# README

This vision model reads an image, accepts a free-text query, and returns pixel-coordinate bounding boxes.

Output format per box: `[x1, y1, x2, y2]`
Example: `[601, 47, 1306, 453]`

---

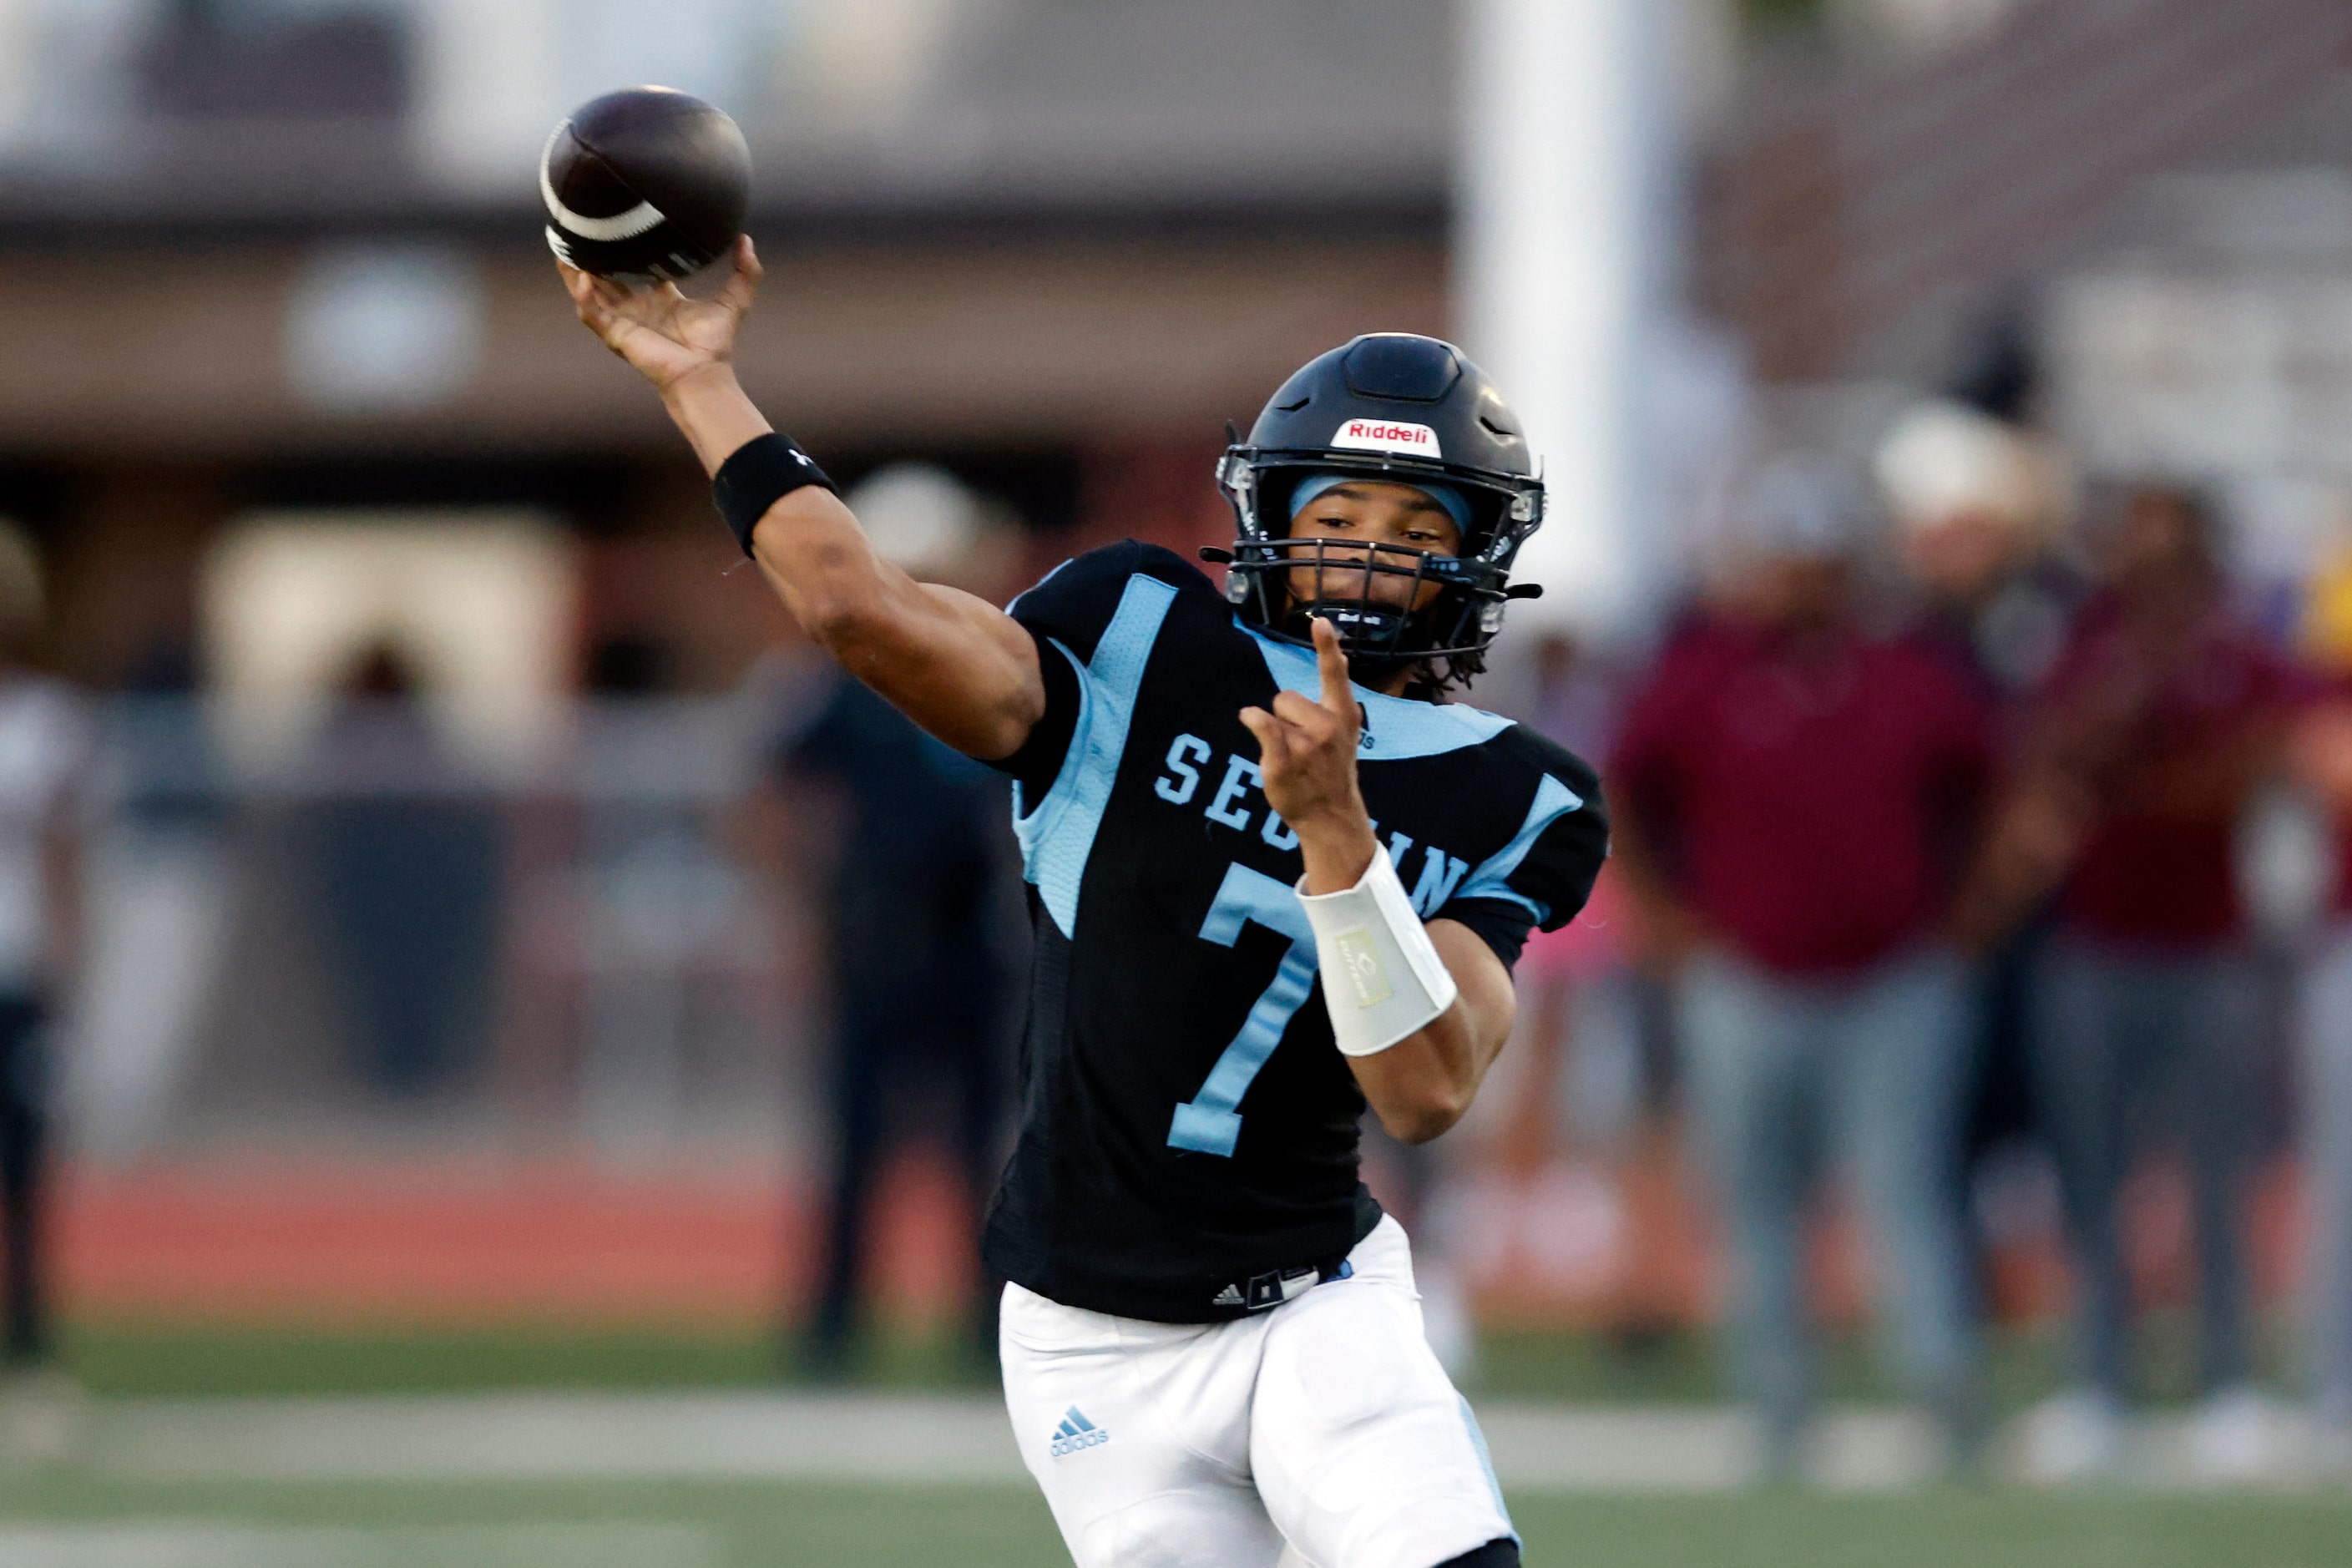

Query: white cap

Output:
[1874, 399, 2066, 535]
[847, 463, 986, 579]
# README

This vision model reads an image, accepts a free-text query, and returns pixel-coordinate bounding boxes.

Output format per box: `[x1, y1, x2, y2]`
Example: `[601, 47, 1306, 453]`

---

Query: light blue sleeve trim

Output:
[1452, 772, 1585, 927]
[1015, 574, 1180, 938]
[1011, 638, 1087, 880]
[1245, 624, 1511, 761]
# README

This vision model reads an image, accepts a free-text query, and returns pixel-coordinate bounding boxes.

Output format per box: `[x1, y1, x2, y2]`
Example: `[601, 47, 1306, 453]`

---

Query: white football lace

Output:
[539, 124, 669, 242]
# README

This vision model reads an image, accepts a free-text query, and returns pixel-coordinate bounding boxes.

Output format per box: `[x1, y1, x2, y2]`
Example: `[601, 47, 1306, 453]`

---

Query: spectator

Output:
[2292, 675, 2352, 1466]
[1876, 398, 2082, 1313]
[69, 635, 229, 1158]
[305, 641, 500, 1099]
[1494, 633, 1697, 1344]
[2014, 487, 2291, 1484]
[1502, 634, 1637, 1169]
[1611, 458, 1992, 1478]
[770, 464, 1020, 1378]
[1877, 397, 2076, 706]
[0, 525, 89, 1423]
[1398, 631, 1632, 1378]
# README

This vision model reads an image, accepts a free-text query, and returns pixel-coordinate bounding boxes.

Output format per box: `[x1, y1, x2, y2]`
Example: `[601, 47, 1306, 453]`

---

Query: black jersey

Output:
[980, 541, 1607, 1323]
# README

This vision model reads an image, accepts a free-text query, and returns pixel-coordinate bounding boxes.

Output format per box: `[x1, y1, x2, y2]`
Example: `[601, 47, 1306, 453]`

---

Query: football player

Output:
[564, 240, 1606, 1568]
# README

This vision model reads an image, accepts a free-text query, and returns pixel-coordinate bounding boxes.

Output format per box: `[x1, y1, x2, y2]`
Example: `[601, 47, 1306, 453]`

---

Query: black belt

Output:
[1232, 1257, 1355, 1314]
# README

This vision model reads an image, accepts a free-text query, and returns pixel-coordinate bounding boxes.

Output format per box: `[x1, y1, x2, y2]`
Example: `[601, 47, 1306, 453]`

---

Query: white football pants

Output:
[999, 1216, 1515, 1568]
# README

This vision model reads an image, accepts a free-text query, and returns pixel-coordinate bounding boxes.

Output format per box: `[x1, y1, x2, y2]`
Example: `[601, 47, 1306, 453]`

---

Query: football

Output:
[540, 87, 751, 282]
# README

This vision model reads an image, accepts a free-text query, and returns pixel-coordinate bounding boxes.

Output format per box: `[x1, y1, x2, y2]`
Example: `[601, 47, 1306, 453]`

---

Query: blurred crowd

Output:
[1563, 386, 2352, 1483]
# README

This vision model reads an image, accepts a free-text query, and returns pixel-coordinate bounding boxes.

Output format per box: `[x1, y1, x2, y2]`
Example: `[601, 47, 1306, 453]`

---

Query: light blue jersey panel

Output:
[1244, 625, 1513, 761]
[1012, 574, 1181, 938]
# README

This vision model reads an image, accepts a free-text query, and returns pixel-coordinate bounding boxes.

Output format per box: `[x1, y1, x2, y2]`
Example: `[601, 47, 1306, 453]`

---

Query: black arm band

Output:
[711, 432, 837, 556]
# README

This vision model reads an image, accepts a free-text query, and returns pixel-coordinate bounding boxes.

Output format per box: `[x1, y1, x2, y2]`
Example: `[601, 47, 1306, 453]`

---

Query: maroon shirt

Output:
[2036, 595, 2290, 948]
[2310, 673, 2352, 923]
[1613, 615, 1991, 975]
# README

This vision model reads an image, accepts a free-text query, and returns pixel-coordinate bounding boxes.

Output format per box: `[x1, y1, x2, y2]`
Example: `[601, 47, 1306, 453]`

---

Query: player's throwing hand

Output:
[560, 235, 762, 394]
[1238, 617, 1378, 892]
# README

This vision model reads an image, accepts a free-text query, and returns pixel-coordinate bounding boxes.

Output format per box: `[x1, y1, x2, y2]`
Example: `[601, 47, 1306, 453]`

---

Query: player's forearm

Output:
[570, 255, 1043, 758]
[645, 366, 1041, 758]
[1346, 920, 1513, 1144]
[1353, 1022, 1483, 1144]
[658, 363, 774, 475]
[1294, 813, 1379, 896]
[751, 519, 1044, 758]
[652, 362, 909, 645]
[745, 485, 901, 642]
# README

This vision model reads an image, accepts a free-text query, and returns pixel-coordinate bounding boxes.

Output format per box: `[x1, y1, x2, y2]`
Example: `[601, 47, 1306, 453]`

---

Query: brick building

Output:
[1702, 0, 2352, 526]
[0, 0, 1458, 692]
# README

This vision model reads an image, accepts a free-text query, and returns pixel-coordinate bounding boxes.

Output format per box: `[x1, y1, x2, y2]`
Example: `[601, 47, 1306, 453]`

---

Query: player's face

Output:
[1282, 481, 1462, 615]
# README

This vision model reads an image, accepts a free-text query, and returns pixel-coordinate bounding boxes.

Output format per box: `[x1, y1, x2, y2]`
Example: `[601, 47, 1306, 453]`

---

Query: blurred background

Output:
[1, 0, 2351, 1562]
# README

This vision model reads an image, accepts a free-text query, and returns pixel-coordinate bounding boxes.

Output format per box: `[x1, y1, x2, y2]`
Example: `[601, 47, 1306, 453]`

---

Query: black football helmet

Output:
[1213, 333, 1545, 684]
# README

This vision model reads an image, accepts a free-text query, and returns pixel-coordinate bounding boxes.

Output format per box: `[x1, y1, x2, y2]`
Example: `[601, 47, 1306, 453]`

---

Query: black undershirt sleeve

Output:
[1434, 896, 1538, 973]
[1433, 769, 1611, 974]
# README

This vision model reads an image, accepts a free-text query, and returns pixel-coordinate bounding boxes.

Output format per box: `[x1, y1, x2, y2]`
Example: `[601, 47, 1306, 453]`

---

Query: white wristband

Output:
[1297, 848, 1459, 1057]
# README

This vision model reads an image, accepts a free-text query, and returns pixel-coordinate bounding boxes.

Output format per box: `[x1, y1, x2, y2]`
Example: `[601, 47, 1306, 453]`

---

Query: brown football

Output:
[541, 87, 750, 281]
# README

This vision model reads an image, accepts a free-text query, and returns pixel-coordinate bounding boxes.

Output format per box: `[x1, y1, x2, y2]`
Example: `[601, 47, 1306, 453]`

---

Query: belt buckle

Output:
[1244, 1266, 1318, 1313]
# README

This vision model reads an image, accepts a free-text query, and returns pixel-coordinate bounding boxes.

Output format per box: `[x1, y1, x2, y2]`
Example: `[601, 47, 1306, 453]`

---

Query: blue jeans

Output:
[2302, 926, 2352, 1424]
[1679, 945, 1979, 1446]
[2031, 937, 2262, 1399]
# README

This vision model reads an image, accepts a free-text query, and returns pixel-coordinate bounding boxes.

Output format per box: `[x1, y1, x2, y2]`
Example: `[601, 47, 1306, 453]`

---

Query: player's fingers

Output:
[710, 263, 757, 319]
[1311, 617, 1354, 721]
[712, 244, 760, 316]
[560, 262, 600, 314]
[569, 281, 615, 336]
[579, 286, 636, 341]
[1238, 706, 1291, 773]
[1269, 690, 1335, 742]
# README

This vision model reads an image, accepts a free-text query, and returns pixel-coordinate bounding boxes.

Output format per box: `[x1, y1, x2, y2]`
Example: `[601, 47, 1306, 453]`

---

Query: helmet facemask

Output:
[1215, 453, 1543, 691]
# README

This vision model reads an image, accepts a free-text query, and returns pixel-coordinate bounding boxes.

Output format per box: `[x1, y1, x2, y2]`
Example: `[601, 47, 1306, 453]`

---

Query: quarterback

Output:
[564, 240, 1607, 1568]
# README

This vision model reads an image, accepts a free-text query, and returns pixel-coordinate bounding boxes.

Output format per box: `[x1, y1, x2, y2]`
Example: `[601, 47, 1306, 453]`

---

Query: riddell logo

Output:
[1332, 419, 1443, 458]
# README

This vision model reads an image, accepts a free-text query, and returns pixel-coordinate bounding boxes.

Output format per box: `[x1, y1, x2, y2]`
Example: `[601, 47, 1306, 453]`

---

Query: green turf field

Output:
[22, 1318, 2336, 1565]
[54, 1314, 2283, 1409]
[4, 1474, 2352, 1567]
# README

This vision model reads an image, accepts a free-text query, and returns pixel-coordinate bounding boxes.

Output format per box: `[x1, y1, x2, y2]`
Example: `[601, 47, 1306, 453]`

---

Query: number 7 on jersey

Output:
[1167, 862, 1320, 1158]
